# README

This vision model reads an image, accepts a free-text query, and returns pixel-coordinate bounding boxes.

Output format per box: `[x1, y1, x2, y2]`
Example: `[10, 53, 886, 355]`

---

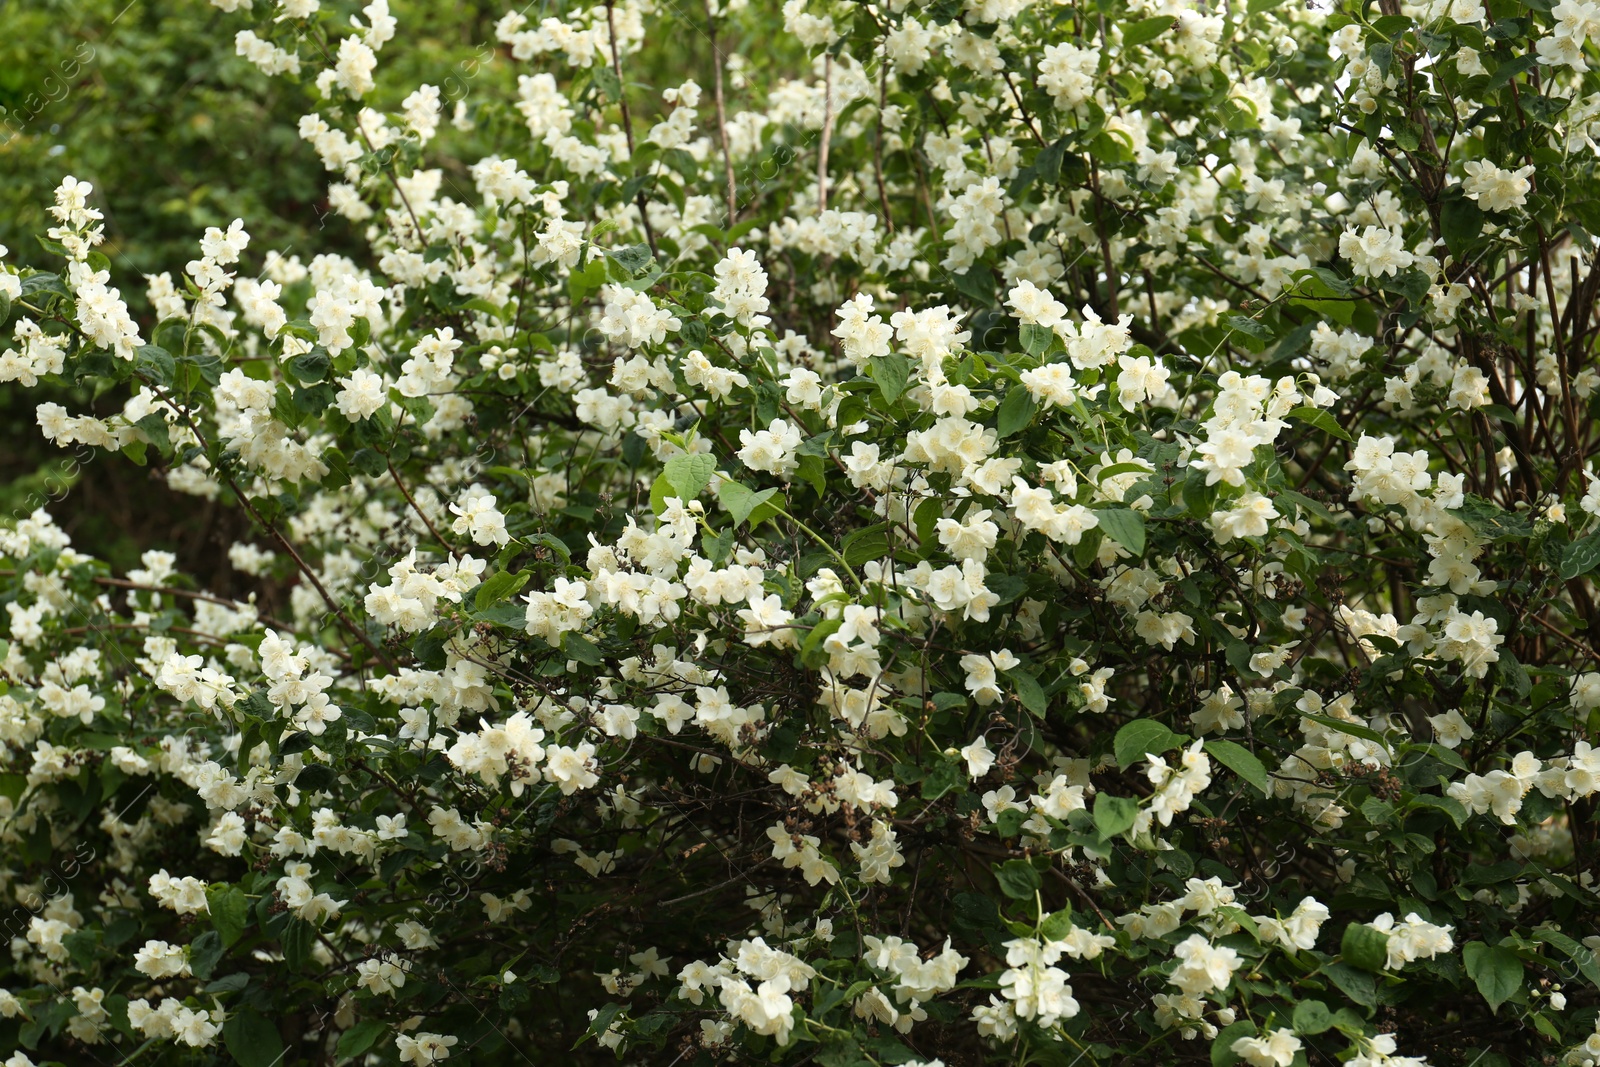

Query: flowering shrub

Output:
[5, 0, 1600, 1064]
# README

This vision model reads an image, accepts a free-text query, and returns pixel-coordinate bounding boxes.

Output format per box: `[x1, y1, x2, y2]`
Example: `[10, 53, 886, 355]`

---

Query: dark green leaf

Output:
[1123, 14, 1178, 46]
[563, 633, 604, 666]
[204, 972, 250, 994]
[189, 929, 225, 980]
[207, 885, 251, 948]
[663, 452, 717, 502]
[1340, 922, 1389, 972]
[1095, 507, 1145, 555]
[224, 1009, 285, 1067]
[994, 859, 1042, 899]
[337, 1019, 388, 1061]
[1441, 197, 1485, 252]
[281, 918, 313, 970]
[1006, 668, 1048, 716]
[717, 479, 780, 526]
[1092, 793, 1139, 839]
[1224, 314, 1274, 340]
[1204, 740, 1271, 798]
[1464, 941, 1524, 1012]
[607, 243, 654, 274]
[1293, 998, 1333, 1035]
[1561, 534, 1600, 580]
[1114, 719, 1185, 769]
[474, 570, 530, 612]
[995, 385, 1036, 438]
[869, 354, 911, 403]
[135, 344, 176, 386]
[1288, 405, 1353, 442]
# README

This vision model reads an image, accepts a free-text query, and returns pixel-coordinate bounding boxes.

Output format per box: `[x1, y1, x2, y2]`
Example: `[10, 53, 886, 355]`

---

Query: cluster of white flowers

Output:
[8, 0, 1600, 1060]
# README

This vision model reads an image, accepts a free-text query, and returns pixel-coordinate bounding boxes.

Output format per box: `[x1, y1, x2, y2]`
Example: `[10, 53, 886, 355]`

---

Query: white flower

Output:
[1339, 225, 1415, 278]
[960, 737, 996, 778]
[335, 368, 388, 421]
[1461, 160, 1535, 212]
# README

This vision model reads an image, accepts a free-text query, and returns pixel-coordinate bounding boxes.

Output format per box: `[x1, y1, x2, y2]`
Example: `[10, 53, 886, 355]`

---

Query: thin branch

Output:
[604, 0, 657, 255]
[817, 54, 834, 215]
[708, 3, 738, 231]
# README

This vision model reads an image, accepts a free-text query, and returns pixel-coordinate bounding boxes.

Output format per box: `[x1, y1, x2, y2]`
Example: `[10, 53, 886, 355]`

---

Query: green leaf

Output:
[1114, 719, 1185, 769]
[1409, 793, 1468, 828]
[1322, 961, 1376, 1008]
[1019, 323, 1055, 357]
[1522, 93, 1571, 127]
[474, 570, 530, 612]
[568, 256, 608, 303]
[606, 242, 654, 275]
[869, 353, 911, 403]
[1211, 1019, 1255, 1067]
[336, 1019, 388, 1061]
[1464, 941, 1524, 1012]
[1453, 495, 1533, 542]
[525, 531, 573, 564]
[1203, 740, 1271, 798]
[649, 472, 674, 515]
[1095, 507, 1145, 555]
[349, 447, 386, 477]
[921, 758, 965, 802]
[1224, 314, 1274, 340]
[1441, 196, 1485, 253]
[1092, 793, 1139, 839]
[135, 344, 176, 386]
[796, 453, 827, 496]
[224, 1009, 285, 1067]
[286, 349, 330, 384]
[1278, 489, 1335, 523]
[1293, 998, 1333, 1035]
[841, 526, 890, 566]
[994, 859, 1042, 899]
[995, 384, 1037, 438]
[1301, 712, 1387, 745]
[1123, 14, 1177, 46]
[189, 929, 225, 980]
[1561, 534, 1600, 580]
[592, 64, 622, 101]
[663, 453, 717, 503]
[1288, 405, 1353, 442]
[1340, 922, 1390, 973]
[207, 886, 251, 948]
[1005, 668, 1048, 716]
[1531, 928, 1600, 991]
[280, 730, 315, 755]
[952, 265, 997, 306]
[717, 479, 780, 526]
[1486, 52, 1539, 92]
[563, 633, 604, 666]
[204, 972, 250, 994]
[281, 917, 313, 970]
[1039, 908, 1075, 941]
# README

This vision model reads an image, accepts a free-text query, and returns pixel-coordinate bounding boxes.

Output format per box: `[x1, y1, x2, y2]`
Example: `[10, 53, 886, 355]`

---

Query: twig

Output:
[817, 54, 834, 215]
[388, 458, 460, 558]
[708, 2, 738, 230]
[873, 56, 893, 235]
[605, 0, 657, 255]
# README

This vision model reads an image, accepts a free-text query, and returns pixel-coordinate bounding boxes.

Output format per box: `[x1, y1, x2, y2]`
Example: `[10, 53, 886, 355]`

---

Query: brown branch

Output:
[604, 0, 657, 255]
[817, 54, 834, 215]
[708, 3, 737, 231]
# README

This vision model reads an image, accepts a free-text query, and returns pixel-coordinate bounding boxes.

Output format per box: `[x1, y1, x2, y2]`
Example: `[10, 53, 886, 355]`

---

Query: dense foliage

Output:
[3, 0, 1600, 1065]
